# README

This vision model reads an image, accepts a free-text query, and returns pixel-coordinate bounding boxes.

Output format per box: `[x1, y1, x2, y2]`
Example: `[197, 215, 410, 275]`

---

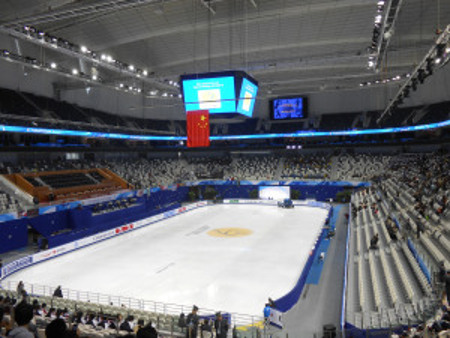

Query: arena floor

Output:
[5, 204, 328, 317]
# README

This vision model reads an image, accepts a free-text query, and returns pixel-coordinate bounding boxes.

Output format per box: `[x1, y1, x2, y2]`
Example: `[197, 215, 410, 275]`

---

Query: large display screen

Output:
[259, 186, 290, 200]
[181, 71, 258, 116]
[182, 76, 236, 114]
[236, 78, 258, 117]
[271, 97, 308, 120]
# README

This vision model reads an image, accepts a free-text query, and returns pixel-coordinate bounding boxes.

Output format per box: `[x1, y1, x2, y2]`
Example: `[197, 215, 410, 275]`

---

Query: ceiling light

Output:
[162, 92, 168, 97]
[143, 70, 148, 76]
[435, 58, 442, 64]
[119, 83, 124, 88]
[106, 55, 113, 63]
[178, 94, 182, 98]
[375, 15, 382, 24]
[129, 65, 135, 71]
[377, 0, 385, 5]
[150, 90, 158, 95]
[72, 69, 79, 75]
[101, 54, 106, 61]
[137, 88, 141, 93]
[446, 46, 450, 54]
[50, 62, 57, 69]
[92, 74, 98, 80]
[80, 46, 88, 53]
[368, 60, 375, 68]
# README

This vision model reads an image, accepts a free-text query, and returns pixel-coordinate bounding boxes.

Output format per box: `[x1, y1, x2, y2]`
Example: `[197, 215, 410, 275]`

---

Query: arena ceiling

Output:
[0, 0, 449, 117]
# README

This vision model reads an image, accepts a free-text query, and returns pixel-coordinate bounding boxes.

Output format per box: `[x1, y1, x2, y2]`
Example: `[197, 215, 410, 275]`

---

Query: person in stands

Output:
[16, 282, 24, 297]
[53, 286, 63, 298]
[7, 302, 34, 338]
[186, 305, 199, 338]
[136, 321, 158, 338]
[369, 233, 379, 250]
[120, 315, 134, 333]
[45, 318, 67, 338]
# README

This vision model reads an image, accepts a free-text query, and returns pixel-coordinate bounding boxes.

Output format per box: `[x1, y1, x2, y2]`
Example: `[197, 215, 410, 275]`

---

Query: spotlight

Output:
[178, 94, 182, 98]
[143, 70, 148, 76]
[106, 55, 113, 63]
[101, 54, 106, 60]
[50, 62, 57, 69]
[72, 69, 79, 75]
[128, 65, 135, 71]
[368, 60, 375, 68]
[92, 74, 98, 81]
[162, 92, 168, 97]
[80, 46, 88, 53]
[150, 90, 158, 95]
[119, 83, 124, 88]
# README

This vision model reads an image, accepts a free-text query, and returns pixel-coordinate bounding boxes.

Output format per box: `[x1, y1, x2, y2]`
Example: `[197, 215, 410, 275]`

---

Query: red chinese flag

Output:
[187, 110, 210, 147]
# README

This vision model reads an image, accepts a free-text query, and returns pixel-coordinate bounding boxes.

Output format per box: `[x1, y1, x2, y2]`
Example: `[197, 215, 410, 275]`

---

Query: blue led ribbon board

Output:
[0, 119, 449, 142]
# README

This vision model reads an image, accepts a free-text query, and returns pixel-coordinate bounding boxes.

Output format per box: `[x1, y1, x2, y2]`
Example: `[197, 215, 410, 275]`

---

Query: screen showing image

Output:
[272, 97, 306, 120]
[258, 186, 290, 200]
[236, 78, 258, 117]
[182, 76, 236, 114]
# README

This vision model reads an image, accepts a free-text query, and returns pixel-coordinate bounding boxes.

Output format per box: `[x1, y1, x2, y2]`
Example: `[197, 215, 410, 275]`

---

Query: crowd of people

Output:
[0, 282, 233, 338]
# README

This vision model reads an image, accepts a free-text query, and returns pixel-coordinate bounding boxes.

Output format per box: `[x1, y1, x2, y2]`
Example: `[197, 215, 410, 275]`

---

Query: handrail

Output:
[0, 279, 263, 327]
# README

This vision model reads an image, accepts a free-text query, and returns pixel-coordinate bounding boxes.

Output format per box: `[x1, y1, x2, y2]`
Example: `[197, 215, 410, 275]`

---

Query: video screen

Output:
[236, 78, 258, 117]
[182, 76, 236, 114]
[258, 186, 290, 200]
[271, 97, 307, 120]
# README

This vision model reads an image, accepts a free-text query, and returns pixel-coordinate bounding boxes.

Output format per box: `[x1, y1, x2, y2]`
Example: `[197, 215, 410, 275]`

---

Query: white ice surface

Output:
[6, 204, 327, 316]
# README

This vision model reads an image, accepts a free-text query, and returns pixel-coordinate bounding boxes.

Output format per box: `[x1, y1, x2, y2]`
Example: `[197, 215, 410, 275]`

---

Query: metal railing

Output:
[0, 279, 263, 329]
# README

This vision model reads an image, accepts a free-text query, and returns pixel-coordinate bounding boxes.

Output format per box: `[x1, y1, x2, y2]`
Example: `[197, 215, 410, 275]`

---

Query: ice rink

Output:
[5, 204, 328, 316]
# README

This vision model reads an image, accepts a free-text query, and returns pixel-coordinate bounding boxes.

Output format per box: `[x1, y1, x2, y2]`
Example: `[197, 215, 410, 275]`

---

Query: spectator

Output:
[134, 319, 144, 334]
[369, 233, 379, 250]
[45, 318, 67, 338]
[137, 321, 158, 338]
[8, 302, 34, 338]
[200, 319, 212, 338]
[16, 282, 24, 297]
[120, 315, 134, 333]
[53, 286, 63, 298]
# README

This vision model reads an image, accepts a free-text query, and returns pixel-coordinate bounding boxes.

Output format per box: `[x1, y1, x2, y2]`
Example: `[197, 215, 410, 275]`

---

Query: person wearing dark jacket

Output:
[53, 286, 63, 298]
[186, 305, 199, 338]
[120, 316, 134, 333]
[7, 302, 34, 338]
[137, 321, 158, 338]
[214, 312, 229, 338]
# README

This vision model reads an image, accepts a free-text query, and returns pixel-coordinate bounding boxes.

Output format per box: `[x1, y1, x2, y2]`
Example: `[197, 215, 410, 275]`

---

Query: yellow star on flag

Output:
[200, 115, 206, 121]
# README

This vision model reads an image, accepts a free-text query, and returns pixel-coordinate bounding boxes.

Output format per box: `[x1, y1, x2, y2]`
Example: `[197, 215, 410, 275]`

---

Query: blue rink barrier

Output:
[0, 201, 208, 281]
